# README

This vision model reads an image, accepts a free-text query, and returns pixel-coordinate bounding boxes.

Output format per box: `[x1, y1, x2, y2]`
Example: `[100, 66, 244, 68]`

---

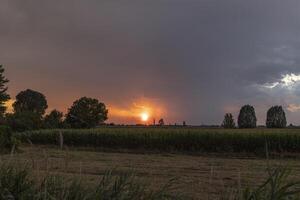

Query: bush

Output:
[0, 126, 16, 153]
[266, 106, 287, 128]
[222, 113, 235, 128]
[238, 105, 257, 128]
[6, 112, 43, 132]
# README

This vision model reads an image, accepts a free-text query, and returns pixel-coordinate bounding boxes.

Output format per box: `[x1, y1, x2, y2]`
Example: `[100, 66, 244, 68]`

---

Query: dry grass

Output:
[2, 145, 300, 199]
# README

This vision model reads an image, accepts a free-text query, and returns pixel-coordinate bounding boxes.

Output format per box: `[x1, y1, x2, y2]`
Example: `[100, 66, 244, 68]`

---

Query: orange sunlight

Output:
[140, 112, 149, 122]
[5, 99, 14, 113]
[109, 98, 165, 124]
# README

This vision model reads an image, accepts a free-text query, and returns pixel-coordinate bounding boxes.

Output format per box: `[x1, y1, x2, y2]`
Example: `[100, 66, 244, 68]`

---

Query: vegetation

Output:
[6, 111, 43, 132]
[0, 65, 10, 122]
[13, 89, 48, 116]
[0, 161, 300, 200]
[266, 106, 287, 128]
[238, 105, 257, 129]
[158, 118, 165, 126]
[0, 126, 16, 153]
[19, 128, 300, 154]
[225, 167, 300, 200]
[65, 97, 108, 129]
[44, 109, 64, 129]
[222, 113, 235, 128]
[0, 164, 179, 200]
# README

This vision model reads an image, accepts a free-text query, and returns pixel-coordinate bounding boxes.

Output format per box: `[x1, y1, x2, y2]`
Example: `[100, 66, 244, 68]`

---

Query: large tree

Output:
[238, 105, 257, 128]
[13, 89, 48, 116]
[266, 106, 287, 128]
[65, 97, 108, 128]
[0, 65, 10, 118]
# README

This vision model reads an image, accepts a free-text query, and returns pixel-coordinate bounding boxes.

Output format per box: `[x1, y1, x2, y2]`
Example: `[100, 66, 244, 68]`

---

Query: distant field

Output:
[19, 127, 300, 155]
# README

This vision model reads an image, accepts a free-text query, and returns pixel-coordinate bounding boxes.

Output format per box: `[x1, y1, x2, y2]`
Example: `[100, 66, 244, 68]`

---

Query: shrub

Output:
[222, 113, 235, 128]
[266, 106, 287, 128]
[238, 105, 257, 128]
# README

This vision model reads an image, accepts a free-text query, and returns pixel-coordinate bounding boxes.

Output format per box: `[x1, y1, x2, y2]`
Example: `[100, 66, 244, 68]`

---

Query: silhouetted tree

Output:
[222, 113, 235, 128]
[266, 106, 287, 128]
[158, 118, 165, 126]
[238, 105, 257, 128]
[44, 109, 64, 129]
[183, 121, 187, 126]
[13, 89, 48, 116]
[65, 97, 108, 128]
[0, 65, 10, 120]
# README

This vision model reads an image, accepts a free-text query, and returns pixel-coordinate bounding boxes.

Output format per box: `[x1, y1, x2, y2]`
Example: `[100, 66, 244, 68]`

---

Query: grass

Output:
[0, 163, 180, 200]
[19, 127, 300, 154]
[1, 146, 300, 199]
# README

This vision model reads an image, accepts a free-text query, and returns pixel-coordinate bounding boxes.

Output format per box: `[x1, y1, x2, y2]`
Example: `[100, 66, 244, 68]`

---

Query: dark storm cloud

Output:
[2, 0, 300, 124]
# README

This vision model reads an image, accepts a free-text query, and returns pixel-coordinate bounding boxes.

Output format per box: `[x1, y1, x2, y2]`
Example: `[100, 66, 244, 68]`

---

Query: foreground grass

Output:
[2, 146, 300, 199]
[1, 146, 300, 200]
[20, 127, 300, 154]
[0, 164, 180, 200]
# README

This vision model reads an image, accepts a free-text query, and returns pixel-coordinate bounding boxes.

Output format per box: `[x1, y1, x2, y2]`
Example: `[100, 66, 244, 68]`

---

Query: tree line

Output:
[222, 105, 287, 129]
[0, 65, 291, 131]
[0, 65, 108, 131]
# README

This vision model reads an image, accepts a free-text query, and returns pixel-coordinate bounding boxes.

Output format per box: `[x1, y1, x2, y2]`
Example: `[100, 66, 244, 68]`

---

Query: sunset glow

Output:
[108, 98, 165, 124]
[140, 112, 149, 122]
[4, 99, 14, 113]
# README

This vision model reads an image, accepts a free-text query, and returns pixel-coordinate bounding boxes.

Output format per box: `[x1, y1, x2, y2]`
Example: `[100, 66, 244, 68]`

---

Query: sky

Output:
[1, 0, 300, 125]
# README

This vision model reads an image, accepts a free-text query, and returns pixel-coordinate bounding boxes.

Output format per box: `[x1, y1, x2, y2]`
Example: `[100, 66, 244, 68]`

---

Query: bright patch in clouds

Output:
[287, 104, 300, 112]
[262, 73, 300, 89]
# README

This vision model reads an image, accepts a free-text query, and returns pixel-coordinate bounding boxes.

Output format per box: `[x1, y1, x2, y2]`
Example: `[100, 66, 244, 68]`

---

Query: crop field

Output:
[20, 127, 300, 155]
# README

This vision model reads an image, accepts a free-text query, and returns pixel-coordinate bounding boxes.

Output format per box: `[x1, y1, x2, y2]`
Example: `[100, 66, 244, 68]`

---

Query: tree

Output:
[0, 65, 10, 119]
[65, 97, 108, 128]
[238, 105, 257, 128]
[44, 110, 64, 129]
[13, 89, 48, 116]
[266, 106, 287, 128]
[222, 113, 235, 128]
[158, 118, 165, 126]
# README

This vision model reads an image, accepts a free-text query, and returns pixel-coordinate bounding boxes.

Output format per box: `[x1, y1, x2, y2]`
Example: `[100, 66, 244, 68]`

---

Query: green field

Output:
[20, 127, 300, 155]
[2, 127, 300, 199]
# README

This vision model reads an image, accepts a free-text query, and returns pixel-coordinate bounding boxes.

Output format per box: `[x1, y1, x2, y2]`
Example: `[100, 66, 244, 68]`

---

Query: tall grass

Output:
[222, 167, 300, 200]
[20, 128, 300, 154]
[0, 163, 300, 200]
[0, 163, 180, 200]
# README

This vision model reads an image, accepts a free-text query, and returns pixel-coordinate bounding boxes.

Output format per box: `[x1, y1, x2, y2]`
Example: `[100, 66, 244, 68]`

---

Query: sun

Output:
[140, 112, 149, 122]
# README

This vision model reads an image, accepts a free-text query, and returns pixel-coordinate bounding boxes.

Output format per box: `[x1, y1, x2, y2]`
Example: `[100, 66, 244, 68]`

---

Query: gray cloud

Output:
[2, 0, 300, 124]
